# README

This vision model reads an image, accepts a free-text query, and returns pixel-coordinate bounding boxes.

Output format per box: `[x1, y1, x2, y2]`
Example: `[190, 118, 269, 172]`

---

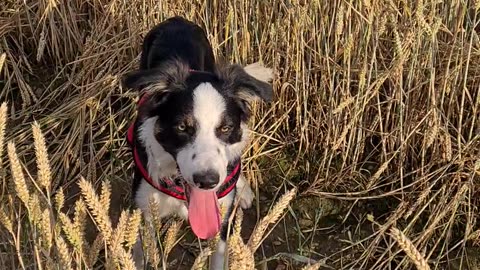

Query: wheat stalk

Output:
[163, 220, 181, 258]
[36, 28, 46, 62]
[116, 246, 137, 270]
[59, 213, 83, 252]
[390, 227, 430, 270]
[54, 187, 65, 213]
[111, 210, 129, 251]
[300, 260, 325, 270]
[100, 180, 111, 213]
[0, 207, 13, 236]
[142, 223, 160, 267]
[55, 235, 73, 270]
[229, 232, 255, 270]
[191, 247, 213, 270]
[79, 177, 113, 241]
[124, 209, 142, 249]
[7, 142, 30, 207]
[148, 195, 163, 232]
[27, 194, 42, 224]
[0, 102, 7, 167]
[87, 234, 104, 268]
[247, 188, 296, 252]
[0, 54, 6, 74]
[32, 121, 52, 192]
[38, 209, 53, 250]
[229, 208, 254, 270]
[335, 4, 345, 37]
[72, 198, 86, 249]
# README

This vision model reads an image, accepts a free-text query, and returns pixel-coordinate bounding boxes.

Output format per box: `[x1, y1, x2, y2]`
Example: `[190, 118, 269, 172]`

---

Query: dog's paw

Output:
[244, 62, 273, 83]
[237, 183, 254, 210]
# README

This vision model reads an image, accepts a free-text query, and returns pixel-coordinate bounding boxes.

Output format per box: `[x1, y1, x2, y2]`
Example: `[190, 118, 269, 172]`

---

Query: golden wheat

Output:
[72, 198, 87, 247]
[0, 207, 13, 236]
[55, 235, 73, 270]
[79, 177, 113, 241]
[300, 260, 325, 270]
[148, 195, 163, 233]
[142, 223, 161, 267]
[248, 188, 296, 252]
[54, 187, 65, 213]
[38, 208, 53, 250]
[27, 193, 42, 223]
[87, 234, 104, 268]
[124, 209, 142, 249]
[59, 213, 83, 252]
[32, 121, 52, 192]
[191, 247, 213, 270]
[111, 210, 129, 251]
[100, 180, 112, 214]
[229, 233, 255, 270]
[390, 227, 430, 270]
[7, 142, 30, 207]
[0, 102, 7, 166]
[0, 54, 6, 74]
[163, 220, 181, 258]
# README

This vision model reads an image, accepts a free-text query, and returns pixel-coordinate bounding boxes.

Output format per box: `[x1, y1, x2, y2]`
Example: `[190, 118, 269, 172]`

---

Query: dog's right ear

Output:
[121, 60, 190, 93]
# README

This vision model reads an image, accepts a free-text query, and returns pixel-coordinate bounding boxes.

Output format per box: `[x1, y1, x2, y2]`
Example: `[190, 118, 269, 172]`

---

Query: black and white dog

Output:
[122, 16, 273, 269]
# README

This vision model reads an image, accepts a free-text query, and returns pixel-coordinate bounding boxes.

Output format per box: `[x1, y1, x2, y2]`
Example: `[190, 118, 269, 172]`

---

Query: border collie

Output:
[122, 16, 273, 269]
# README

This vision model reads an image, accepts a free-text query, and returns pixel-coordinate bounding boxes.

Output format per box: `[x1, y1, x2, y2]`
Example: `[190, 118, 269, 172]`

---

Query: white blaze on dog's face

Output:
[175, 83, 242, 189]
[123, 61, 273, 190]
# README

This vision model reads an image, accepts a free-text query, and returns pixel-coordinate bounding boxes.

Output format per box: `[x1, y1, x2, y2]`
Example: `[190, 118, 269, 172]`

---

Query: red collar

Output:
[127, 92, 240, 201]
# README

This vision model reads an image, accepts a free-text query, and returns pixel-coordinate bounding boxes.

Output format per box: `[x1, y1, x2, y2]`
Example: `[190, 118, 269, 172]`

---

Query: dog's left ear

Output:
[218, 63, 274, 103]
[121, 60, 189, 93]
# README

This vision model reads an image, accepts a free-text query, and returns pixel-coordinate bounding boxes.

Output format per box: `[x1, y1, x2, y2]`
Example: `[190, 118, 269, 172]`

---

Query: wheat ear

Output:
[87, 234, 104, 268]
[164, 220, 182, 258]
[247, 188, 296, 251]
[390, 227, 430, 270]
[229, 208, 254, 270]
[79, 177, 113, 241]
[32, 121, 52, 192]
[55, 235, 73, 270]
[0, 103, 7, 168]
[7, 142, 30, 207]
[0, 207, 13, 236]
[124, 209, 142, 249]
[191, 247, 213, 270]
[0, 54, 6, 74]
[300, 260, 325, 270]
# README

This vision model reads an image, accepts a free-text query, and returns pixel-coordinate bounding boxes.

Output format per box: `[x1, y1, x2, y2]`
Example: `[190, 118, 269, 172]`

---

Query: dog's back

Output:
[140, 16, 215, 72]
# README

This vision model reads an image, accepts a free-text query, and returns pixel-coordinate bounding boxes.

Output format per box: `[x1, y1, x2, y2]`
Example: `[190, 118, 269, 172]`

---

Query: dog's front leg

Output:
[133, 236, 145, 269]
[210, 239, 227, 270]
[236, 174, 254, 209]
[132, 215, 149, 270]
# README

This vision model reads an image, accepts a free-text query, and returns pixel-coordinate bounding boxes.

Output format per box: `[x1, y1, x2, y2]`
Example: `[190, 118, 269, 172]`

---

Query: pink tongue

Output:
[188, 188, 221, 239]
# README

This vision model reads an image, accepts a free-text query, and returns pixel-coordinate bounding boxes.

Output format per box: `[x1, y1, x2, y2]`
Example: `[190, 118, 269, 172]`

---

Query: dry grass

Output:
[1, 0, 480, 269]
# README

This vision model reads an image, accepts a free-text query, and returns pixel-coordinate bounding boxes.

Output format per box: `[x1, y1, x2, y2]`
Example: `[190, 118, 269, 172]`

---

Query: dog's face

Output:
[123, 61, 273, 190]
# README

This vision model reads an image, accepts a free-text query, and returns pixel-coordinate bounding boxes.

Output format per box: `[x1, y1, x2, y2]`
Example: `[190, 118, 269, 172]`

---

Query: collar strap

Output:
[127, 91, 240, 200]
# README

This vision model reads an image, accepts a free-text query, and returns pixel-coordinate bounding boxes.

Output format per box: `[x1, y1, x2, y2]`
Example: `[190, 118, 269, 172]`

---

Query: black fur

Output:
[140, 16, 215, 71]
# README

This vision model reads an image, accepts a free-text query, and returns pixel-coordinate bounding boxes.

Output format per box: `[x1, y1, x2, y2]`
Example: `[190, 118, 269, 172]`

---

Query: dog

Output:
[122, 16, 274, 269]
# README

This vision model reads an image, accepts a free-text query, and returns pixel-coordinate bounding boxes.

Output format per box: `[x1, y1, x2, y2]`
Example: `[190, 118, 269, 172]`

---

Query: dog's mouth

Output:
[184, 184, 221, 240]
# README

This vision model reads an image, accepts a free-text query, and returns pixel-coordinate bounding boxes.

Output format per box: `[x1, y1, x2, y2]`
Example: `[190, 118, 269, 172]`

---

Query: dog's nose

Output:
[192, 170, 220, 189]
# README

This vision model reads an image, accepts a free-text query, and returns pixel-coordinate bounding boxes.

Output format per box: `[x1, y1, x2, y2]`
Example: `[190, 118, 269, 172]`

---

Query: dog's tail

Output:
[243, 62, 274, 83]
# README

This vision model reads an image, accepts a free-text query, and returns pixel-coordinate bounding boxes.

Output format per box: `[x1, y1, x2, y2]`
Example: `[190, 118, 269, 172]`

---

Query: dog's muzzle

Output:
[192, 169, 220, 189]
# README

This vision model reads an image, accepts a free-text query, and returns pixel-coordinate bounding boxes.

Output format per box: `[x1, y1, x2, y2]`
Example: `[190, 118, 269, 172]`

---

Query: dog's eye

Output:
[220, 125, 231, 133]
[176, 123, 186, 132]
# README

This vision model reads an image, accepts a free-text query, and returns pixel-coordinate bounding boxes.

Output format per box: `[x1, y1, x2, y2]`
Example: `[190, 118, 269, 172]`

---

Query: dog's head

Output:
[123, 60, 273, 190]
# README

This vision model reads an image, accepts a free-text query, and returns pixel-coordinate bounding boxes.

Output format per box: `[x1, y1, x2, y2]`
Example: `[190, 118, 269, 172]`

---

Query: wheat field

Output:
[1, 0, 480, 269]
